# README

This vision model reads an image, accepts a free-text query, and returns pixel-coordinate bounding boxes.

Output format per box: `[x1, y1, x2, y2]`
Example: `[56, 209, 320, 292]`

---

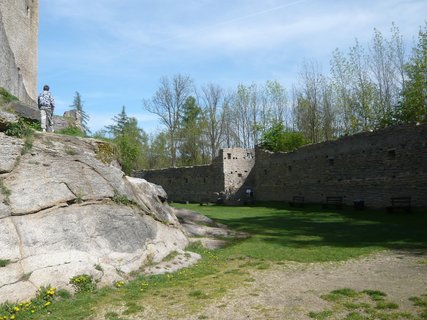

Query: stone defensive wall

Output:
[254, 123, 427, 208]
[133, 148, 255, 203]
[0, 0, 38, 105]
[222, 148, 255, 199]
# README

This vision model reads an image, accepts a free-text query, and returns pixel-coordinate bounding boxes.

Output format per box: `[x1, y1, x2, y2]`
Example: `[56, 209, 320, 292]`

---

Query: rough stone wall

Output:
[134, 164, 223, 203]
[134, 148, 256, 203]
[134, 125, 426, 208]
[0, 0, 38, 104]
[254, 123, 427, 208]
[54, 110, 85, 132]
[221, 148, 256, 199]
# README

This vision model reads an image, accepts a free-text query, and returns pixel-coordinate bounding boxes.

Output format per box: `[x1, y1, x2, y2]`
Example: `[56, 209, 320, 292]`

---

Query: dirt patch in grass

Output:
[89, 251, 426, 320]
[179, 250, 427, 320]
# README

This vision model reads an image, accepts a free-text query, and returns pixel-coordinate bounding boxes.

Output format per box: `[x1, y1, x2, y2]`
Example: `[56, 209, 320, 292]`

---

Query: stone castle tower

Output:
[0, 0, 38, 105]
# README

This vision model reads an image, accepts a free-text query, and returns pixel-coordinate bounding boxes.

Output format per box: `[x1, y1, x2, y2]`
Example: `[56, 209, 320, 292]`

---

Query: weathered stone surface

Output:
[126, 177, 179, 225]
[0, 282, 38, 305]
[143, 250, 201, 275]
[173, 207, 248, 248]
[189, 237, 229, 250]
[0, 201, 11, 218]
[0, 110, 18, 131]
[174, 207, 219, 226]
[181, 223, 232, 237]
[0, 133, 191, 303]
[7, 155, 114, 215]
[6, 101, 40, 121]
[0, 263, 23, 289]
[0, 132, 22, 173]
[0, 218, 21, 261]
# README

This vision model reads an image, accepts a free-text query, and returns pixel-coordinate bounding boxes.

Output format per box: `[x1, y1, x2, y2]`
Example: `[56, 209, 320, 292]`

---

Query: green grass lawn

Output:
[2, 202, 426, 319]
[174, 202, 427, 262]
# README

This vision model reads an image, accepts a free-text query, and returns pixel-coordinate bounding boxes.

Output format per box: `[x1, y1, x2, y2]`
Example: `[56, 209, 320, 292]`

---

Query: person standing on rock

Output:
[37, 85, 55, 132]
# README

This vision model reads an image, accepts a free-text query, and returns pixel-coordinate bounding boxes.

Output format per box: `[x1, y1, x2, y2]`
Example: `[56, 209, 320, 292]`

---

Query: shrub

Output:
[4, 117, 38, 138]
[259, 121, 308, 152]
[57, 126, 85, 137]
[69, 274, 96, 294]
[56, 289, 71, 300]
[95, 141, 118, 165]
[112, 192, 133, 206]
[0, 259, 10, 268]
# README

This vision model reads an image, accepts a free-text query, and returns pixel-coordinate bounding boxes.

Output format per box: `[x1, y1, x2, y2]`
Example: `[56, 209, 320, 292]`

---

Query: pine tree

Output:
[70, 91, 90, 134]
[106, 106, 129, 137]
[105, 106, 148, 174]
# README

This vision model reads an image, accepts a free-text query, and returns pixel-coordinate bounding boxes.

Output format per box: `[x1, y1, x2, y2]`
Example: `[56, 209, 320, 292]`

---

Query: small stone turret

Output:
[54, 109, 85, 133]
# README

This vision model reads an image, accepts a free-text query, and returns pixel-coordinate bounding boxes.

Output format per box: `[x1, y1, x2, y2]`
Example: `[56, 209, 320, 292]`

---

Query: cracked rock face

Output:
[0, 132, 188, 303]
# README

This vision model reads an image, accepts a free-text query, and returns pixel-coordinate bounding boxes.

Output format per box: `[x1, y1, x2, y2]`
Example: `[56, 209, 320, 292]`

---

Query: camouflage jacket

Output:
[38, 91, 55, 110]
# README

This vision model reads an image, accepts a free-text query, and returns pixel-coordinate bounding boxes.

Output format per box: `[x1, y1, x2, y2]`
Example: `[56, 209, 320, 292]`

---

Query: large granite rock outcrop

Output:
[0, 132, 191, 303]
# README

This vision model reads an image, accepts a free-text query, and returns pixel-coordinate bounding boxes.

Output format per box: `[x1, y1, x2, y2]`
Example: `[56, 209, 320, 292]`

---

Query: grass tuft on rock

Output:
[0, 87, 18, 105]
[0, 259, 11, 268]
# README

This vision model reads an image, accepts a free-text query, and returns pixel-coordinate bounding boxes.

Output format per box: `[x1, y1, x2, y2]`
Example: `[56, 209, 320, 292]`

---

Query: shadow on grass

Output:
[204, 202, 427, 252]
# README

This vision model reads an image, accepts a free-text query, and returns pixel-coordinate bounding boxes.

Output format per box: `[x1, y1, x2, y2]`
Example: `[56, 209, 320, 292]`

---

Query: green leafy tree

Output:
[70, 91, 90, 134]
[259, 122, 308, 152]
[178, 96, 208, 166]
[399, 23, 427, 123]
[147, 131, 170, 169]
[115, 118, 148, 174]
[106, 107, 148, 174]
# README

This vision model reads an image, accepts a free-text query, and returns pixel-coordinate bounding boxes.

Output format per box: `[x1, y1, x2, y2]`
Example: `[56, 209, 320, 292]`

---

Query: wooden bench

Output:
[322, 196, 343, 209]
[387, 197, 411, 213]
[289, 196, 305, 207]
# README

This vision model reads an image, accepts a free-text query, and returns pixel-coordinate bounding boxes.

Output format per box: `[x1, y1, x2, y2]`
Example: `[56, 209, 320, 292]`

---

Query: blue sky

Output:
[38, 0, 427, 134]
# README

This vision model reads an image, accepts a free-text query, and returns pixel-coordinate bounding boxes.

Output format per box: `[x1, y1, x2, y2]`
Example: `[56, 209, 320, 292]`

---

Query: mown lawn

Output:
[175, 202, 427, 262]
[2, 202, 426, 319]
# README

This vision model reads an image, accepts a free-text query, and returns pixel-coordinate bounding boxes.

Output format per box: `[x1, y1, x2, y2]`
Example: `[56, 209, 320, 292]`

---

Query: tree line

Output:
[89, 23, 426, 174]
